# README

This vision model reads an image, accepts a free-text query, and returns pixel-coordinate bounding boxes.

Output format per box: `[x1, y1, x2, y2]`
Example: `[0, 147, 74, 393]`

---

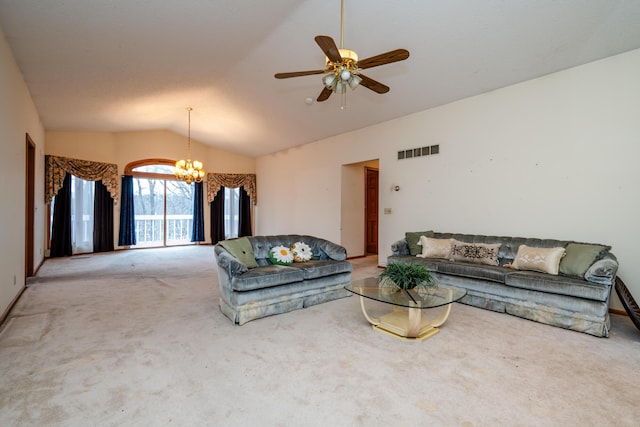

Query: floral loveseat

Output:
[214, 235, 352, 325]
[389, 231, 619, 337]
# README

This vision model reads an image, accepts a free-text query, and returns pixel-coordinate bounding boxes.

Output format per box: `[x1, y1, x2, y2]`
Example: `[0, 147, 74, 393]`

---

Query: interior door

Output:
[365, 167, 379, 254]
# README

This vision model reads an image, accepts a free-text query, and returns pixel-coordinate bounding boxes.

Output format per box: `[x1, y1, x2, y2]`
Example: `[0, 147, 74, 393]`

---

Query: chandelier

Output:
[174, 107, 205, 184]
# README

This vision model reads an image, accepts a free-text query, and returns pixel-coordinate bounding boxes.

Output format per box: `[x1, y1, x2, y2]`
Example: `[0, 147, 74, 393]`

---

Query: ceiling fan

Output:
[274, 0, 410, 104]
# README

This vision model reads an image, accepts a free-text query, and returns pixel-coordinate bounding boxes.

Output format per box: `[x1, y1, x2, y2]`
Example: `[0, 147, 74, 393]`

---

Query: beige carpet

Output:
[1, 246, 639, 426]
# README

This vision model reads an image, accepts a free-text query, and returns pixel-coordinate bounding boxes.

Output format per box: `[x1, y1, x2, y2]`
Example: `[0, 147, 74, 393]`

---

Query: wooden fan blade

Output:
[317, 86, 333, 102]
[357, 49, 410, 70]
[315, 35, 342, 63]
[274, 69, 325, 79]
[359, 74, 390, 94]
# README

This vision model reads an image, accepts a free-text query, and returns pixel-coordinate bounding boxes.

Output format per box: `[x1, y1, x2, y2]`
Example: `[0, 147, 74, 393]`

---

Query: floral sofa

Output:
[389, 231, 619, 337]
[214, 235, 352, 325]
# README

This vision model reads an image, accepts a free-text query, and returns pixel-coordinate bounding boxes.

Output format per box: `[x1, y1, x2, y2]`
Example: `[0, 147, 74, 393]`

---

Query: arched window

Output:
[125, 159, 196, 247]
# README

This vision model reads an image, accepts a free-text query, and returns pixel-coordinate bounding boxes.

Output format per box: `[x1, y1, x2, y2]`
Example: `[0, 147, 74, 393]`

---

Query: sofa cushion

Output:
[248, 235, 347, 262]
[232, 265, 304, 291]
[269, 245, 294, 265]
[436, 261, 510, 283]
[505, 271, 611, 302]
[406, 230, 433, 256]
[219, 237, 258, 268]
[286, 260, 352, 280]
[511, 245, 565, 275]
[559, 243, 610, 278]
[417, 236, 452, 259]
[228, 272, 352, 307]
[450, 240, 500, 266]
[291, 241, 313, 262]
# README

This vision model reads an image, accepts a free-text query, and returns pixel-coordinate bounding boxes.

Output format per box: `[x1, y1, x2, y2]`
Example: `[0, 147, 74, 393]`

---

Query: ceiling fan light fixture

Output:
[348, 74, 362, 89]
[323, 72, 337, 88]
[340, 69, 351, 81]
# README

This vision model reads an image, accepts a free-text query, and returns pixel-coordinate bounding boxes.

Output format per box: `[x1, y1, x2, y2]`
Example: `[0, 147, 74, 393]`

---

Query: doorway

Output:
[340, 160, 379, 257]
[25, 134, 35, 277]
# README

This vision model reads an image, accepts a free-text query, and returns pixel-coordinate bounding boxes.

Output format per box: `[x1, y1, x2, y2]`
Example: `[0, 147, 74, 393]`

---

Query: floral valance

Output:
[207, 173, 257, 205]
[45, 155, 119, 204]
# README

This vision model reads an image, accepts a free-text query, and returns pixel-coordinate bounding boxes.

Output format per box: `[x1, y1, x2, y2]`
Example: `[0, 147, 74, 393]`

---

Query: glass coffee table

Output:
[345, 277, 466, 341]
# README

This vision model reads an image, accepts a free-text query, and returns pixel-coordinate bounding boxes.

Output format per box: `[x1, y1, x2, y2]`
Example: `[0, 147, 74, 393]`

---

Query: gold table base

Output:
[358, 291, 453, 341]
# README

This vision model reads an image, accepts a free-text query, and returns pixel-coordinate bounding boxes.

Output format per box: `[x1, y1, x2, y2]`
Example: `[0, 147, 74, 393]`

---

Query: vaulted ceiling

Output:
[2, 0, 640, 157]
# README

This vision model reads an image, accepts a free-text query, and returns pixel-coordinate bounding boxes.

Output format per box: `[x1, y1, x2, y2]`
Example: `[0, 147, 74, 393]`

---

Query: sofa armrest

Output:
[314, 238, 347, 261]
[584, 252, 619, 286]
[391, 239, 410, 256]
[214, 246, 249, 278]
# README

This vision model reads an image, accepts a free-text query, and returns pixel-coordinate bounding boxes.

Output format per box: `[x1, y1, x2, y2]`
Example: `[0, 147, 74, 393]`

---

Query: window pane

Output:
[71, 176, 94, 254]
[224, 187, 240, 239]
[131, 176, 195, 248]
[133, 177, 165, 247]
[133, 164, 175, 174]
[166, 180, 193, 245]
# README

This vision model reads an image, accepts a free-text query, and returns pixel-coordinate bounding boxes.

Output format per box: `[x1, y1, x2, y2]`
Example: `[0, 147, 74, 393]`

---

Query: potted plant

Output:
[378, 262, 435, 291]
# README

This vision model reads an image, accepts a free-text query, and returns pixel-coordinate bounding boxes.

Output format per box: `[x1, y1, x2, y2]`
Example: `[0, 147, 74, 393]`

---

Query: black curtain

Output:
[50, 173, 72, 257]
[118, 175, 136, 246]
[191, 181, 205, 242]
[238, 186, 252, 237]
[93, 180, 114, 253]
[210, 186, 226, 244]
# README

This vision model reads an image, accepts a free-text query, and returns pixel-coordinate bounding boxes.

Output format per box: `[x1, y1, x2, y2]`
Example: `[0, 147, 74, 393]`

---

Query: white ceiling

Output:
[2, 0, 640, 157]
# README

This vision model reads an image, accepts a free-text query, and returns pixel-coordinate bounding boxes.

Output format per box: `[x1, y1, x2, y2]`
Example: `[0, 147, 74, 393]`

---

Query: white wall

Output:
[0, 26, 46, 318]
[256, 48, 640, 309]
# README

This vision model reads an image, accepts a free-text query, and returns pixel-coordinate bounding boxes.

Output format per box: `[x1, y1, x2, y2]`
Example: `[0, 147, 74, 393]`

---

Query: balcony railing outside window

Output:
[134, 215, 193, 247]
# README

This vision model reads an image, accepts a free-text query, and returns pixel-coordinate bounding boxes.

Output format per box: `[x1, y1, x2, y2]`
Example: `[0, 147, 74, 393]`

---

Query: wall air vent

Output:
[397, 145, 439, 160]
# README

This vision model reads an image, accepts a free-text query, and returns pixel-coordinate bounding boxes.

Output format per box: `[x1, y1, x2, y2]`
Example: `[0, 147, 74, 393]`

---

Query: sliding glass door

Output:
[132, 175, 193, 247]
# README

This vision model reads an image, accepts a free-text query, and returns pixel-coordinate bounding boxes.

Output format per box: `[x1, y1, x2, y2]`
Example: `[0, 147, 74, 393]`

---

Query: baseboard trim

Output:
[32, 257, 45, 276]
[609, 308, 627, 316]
[0, 285, 26, 329]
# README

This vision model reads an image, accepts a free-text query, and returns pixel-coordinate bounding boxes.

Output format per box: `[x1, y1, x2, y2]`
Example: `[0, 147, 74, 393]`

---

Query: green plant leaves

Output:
[378, 262, 434, 290]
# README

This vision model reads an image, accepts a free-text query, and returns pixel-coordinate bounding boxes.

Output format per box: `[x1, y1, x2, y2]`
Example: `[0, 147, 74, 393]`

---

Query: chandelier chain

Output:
[174, 106, 205, 185]
[187, 107, 192, 160]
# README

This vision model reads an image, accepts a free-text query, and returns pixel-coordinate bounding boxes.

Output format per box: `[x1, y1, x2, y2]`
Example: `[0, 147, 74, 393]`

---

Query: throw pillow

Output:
[269, 245, 294, 265]
[512, 245, 565, 275]
[291, 241, 313, 262]
[417, 236, 452, 259]
[406, 230, 434, 256]
[219, 237, 258, 268]
[559, 243, 610, 278]
[449, 240, 501, 266]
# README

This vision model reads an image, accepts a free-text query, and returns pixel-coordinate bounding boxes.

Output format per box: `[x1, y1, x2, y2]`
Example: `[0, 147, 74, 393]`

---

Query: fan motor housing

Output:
[326, 48, 358, 66]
